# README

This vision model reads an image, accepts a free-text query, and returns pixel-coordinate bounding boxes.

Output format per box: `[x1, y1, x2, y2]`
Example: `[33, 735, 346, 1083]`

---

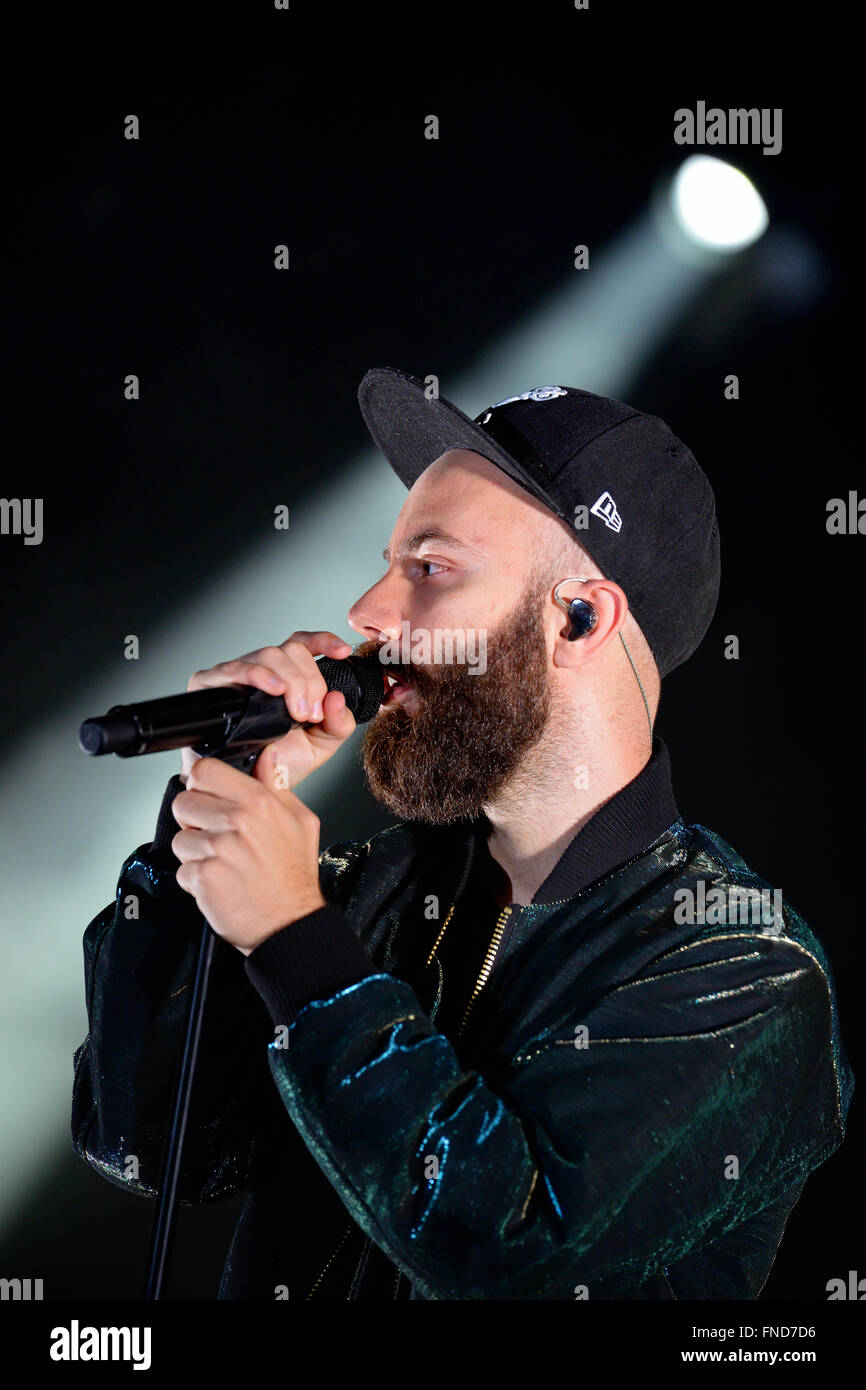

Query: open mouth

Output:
[382, 670, 418, 709]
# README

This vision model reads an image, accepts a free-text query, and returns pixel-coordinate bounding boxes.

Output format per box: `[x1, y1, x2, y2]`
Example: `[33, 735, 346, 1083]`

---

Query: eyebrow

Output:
[382, 528, 477, 563]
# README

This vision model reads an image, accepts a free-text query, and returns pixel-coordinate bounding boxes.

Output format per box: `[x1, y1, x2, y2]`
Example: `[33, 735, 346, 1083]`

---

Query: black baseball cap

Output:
[357, 366, 720, 678]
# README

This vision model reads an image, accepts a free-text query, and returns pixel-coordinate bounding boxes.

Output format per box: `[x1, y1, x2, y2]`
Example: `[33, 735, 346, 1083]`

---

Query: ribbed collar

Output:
[409, 736, 679, 916]
[526, 735, 679, 903]
[446, 735, 679, 908]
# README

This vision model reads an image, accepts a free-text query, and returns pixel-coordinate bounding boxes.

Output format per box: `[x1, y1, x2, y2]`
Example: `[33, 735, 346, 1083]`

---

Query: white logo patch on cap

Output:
[491, 386, 567, 408]
[478, 385, 567, 425]
[591, 491, 623, 533]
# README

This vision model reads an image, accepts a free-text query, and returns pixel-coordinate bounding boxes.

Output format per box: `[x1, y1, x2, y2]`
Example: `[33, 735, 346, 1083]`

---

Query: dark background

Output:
[0, 5, 858, 1301]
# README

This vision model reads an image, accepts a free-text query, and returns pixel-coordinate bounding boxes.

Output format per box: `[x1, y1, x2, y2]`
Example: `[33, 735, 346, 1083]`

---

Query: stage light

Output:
[670, 154, 769, 252]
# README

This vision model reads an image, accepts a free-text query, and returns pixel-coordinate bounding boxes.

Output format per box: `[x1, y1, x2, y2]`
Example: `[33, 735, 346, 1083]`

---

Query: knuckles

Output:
[171, 766, 319, 859]
[259, 644, 287, 664]
[185, 757, 225, 790]
[292, 801, 320, 837]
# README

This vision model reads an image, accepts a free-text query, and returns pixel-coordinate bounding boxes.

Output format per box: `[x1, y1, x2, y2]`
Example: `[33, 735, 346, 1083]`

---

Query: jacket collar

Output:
[529, 735, 679, 903]
[412, 736, 679, 910]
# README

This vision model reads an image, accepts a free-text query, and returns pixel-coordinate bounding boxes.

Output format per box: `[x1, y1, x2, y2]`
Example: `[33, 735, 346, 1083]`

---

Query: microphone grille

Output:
[316, 653, 385, 724]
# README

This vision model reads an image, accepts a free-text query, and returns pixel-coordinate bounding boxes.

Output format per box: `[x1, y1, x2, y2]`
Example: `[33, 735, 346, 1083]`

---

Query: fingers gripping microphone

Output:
[78, 653, 386, 764]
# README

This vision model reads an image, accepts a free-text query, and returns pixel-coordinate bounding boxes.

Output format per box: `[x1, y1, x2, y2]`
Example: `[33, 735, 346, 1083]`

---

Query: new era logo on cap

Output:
[591, 490, 622, 533]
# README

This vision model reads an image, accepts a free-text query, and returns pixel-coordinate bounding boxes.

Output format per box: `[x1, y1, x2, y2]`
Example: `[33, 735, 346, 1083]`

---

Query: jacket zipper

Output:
[305, 1221, 353, 1299]
[457, 904, 512, 1037]
[347, 1233, 373, 1299]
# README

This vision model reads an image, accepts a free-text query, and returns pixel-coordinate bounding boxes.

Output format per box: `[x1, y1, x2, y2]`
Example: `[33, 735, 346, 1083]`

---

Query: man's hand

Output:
[171, 747, 327, 955]
[180, 631, 359, 786]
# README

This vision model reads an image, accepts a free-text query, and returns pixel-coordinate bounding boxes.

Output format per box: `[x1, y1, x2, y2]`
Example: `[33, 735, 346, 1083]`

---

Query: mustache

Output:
[352, 638, 407, 680]
[353, 640, 484, 692]
[353, 637, 456, 688]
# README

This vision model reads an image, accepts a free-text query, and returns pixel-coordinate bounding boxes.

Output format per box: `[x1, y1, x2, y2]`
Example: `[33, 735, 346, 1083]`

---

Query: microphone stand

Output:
[143, 738, 262, 1301]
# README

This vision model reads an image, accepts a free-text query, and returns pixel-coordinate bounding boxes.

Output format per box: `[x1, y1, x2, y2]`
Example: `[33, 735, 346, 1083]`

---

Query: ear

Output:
[551, 579, 629, 669]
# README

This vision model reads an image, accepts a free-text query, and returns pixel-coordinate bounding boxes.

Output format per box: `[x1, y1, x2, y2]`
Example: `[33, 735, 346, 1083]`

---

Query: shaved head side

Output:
[527, 510, 661, 727]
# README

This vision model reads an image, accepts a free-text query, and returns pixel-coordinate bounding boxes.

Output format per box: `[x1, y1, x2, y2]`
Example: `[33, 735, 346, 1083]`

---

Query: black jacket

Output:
[71, 738, 854, 1299]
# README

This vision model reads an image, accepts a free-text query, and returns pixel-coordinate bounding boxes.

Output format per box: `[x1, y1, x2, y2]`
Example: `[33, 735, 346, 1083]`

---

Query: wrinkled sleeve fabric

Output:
[70, 774, 373, 1204]
[244, 926, 845, 1299]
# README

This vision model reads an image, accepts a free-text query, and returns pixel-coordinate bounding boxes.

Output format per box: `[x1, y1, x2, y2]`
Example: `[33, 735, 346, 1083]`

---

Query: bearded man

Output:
[72, 367, 854, 1300]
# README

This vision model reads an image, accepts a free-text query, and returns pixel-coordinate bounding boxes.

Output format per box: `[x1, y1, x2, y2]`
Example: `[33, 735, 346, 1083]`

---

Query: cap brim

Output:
[357, 366, 561, 515]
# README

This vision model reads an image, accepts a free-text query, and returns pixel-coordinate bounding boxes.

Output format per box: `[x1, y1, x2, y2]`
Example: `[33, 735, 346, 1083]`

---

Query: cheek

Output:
[418, 580, 501, 627]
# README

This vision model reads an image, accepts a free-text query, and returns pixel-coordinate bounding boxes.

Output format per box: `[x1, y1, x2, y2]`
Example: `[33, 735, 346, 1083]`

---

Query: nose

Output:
[347, 575, 403, 644]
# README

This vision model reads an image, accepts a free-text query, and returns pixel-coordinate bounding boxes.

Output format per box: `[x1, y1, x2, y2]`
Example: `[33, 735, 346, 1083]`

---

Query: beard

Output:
[356, 581, 553, 824]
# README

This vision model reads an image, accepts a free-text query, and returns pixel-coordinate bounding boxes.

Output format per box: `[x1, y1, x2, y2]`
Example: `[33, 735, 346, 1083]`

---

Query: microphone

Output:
[78, 653, 386, 759]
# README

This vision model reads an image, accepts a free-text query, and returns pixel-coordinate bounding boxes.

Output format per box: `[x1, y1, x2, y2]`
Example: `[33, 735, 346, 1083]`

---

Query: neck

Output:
[482, 714, 651, 906]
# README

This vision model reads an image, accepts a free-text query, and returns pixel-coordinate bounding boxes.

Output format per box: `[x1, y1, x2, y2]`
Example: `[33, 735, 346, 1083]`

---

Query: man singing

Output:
[71, 366, 854, 1299]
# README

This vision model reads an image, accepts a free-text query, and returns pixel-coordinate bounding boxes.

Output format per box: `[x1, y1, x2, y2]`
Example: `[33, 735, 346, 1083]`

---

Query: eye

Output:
[416, 558, 448, 577]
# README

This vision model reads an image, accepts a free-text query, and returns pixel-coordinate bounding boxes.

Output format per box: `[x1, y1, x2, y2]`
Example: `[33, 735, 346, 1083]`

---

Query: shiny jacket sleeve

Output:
[70, 774, 374, 1204]
[244, 922, 848, 1299]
